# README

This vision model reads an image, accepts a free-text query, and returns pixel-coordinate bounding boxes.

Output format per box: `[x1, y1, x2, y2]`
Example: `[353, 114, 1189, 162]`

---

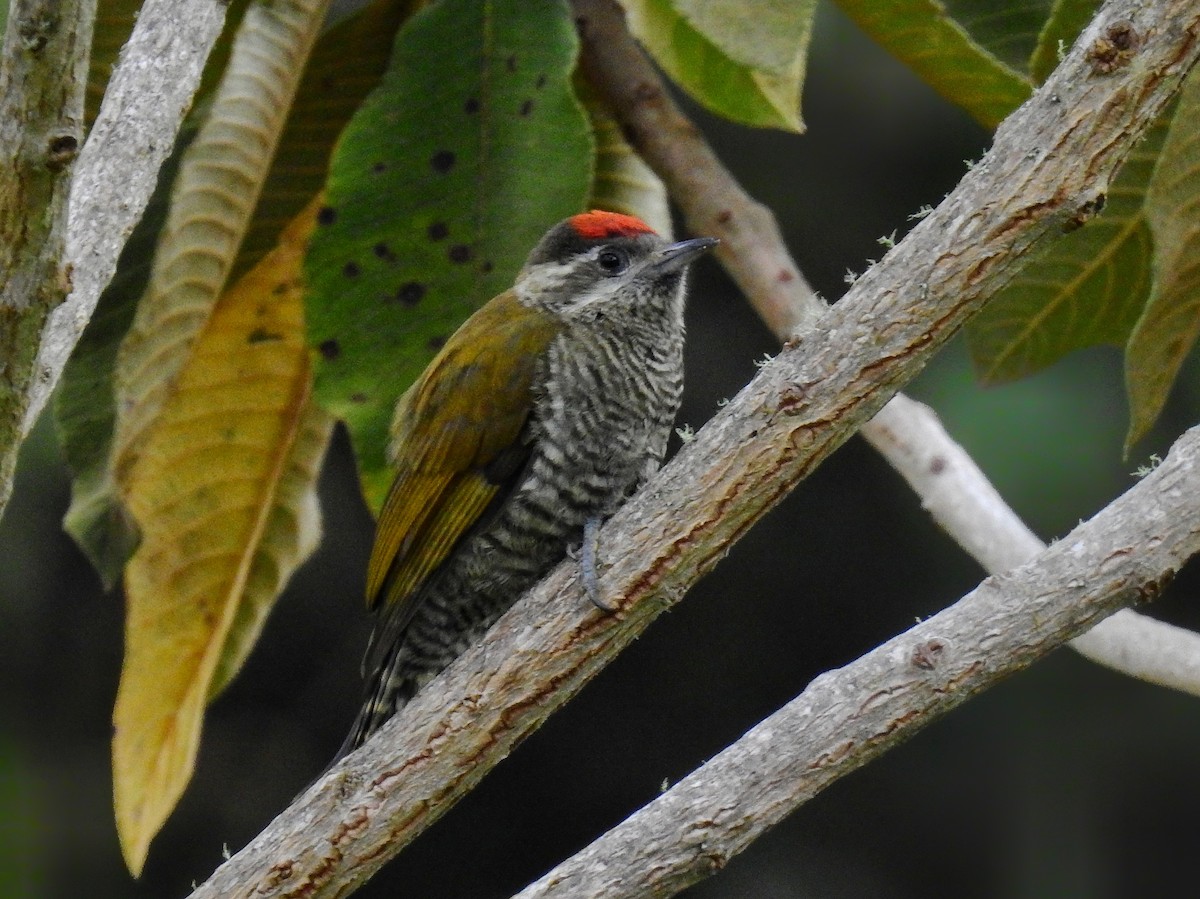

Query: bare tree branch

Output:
[574, 0, 1200, 694]
[869, 396, 1200, 695]
[0, 0, 95, 516]
[189, 0, 1200, 894]
[517, 422, 1200, 898]
[866, 395, 1047, 570]
[13, 0, 230, 460]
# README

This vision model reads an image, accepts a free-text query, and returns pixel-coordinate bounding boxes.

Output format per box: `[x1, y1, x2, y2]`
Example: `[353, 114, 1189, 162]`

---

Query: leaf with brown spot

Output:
[232, 0, 422, 282]
[112, 199, 333, 876]
[108, 0, 336, 874]
[306, 0, 592, 510]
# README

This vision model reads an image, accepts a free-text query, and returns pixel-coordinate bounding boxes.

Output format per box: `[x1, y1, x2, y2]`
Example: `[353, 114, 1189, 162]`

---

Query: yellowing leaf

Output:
[1126, 68, 1200, 449]
[113, 0, 333, 481]
[61, 0, 412, 586]
[108, 0, 336, 873]
[112, 200, 331, 875]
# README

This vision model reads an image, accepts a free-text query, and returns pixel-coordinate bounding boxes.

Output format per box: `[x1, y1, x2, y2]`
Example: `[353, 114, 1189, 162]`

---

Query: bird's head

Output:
[516, 211, 717, 323]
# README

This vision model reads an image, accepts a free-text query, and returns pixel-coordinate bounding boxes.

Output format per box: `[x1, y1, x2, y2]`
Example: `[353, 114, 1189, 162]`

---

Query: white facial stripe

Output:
[516, 258, 576, 302]
[561, 279, 624, 314]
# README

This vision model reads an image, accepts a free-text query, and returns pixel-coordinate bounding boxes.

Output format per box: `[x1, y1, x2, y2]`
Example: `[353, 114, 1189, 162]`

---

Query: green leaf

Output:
[966, 62, 1200, 452]
[1126, 69, 1200, 449]
[835, 0, 1033, 129]
[967, 119, 1167, 383]
[1030, 0, 1100, 83]
[942, 0, 1053, 73]
[305, 0, 593, 510]
[624, 0, 814, 132]
[671, 0, 813, 78]
[56, 266, 143, 589]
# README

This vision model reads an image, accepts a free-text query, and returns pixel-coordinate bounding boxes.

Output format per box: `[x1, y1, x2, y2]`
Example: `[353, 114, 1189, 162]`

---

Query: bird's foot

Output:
[580, 516, 616, 612]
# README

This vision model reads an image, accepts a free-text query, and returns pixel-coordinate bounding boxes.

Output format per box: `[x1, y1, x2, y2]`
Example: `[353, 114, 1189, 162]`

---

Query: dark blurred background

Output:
[5, 4, 1200, 898]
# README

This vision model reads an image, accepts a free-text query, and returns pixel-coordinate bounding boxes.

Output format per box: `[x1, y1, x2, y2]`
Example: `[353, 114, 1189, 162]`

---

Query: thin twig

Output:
[869, 396, 1200, 695]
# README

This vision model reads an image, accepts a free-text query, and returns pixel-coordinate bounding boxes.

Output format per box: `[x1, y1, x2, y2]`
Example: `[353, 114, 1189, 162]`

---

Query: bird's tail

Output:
[328, 640, 418, 766]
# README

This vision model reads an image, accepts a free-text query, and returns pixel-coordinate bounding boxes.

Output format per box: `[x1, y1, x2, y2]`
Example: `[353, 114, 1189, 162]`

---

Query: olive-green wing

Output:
[365, 291, 559, 623]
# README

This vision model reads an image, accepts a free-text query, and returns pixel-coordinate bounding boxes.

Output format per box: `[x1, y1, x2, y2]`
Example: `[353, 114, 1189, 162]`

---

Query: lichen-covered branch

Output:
[518, 422, 1200, 898]
[0, 0, 95, 516]
[189, 1, 1200, 895]
[575, 0, 1200, 696]
[3, 0, 231, 511]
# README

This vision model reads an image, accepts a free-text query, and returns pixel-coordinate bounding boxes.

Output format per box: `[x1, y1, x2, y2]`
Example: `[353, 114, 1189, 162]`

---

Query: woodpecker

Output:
[337, 211, 716, 758]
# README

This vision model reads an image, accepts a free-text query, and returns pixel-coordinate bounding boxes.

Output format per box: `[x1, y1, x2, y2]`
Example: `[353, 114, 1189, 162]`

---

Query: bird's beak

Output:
[646, 236, 719, 276]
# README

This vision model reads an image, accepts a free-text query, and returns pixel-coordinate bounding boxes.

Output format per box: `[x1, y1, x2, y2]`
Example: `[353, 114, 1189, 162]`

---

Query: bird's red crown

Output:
[568, 210, 656, 240]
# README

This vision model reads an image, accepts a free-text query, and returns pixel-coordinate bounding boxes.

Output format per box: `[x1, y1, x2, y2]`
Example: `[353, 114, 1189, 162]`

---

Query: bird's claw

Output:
[581, 516, 616, 612]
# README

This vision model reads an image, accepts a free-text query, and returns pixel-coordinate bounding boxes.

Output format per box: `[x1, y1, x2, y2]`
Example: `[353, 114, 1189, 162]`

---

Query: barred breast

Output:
[365, 317, 685, 723]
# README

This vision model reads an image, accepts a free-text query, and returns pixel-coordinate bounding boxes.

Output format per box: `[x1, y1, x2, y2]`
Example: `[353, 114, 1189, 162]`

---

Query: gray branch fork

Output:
[189, 0, 1200, 896]
[518, 422, 1200, 897]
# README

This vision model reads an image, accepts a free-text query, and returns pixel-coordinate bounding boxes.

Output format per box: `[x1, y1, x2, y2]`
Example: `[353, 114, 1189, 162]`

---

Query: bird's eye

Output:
[597, 248, 629, 274]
